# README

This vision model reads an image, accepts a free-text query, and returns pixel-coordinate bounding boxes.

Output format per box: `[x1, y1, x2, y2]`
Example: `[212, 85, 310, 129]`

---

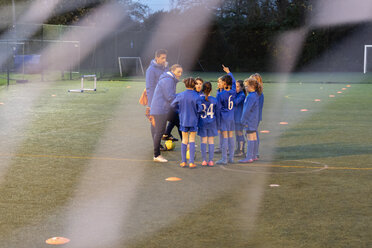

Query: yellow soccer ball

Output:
[186, 148, 196, 160]
[186, 149, 190, 160]
[165, 140, 176, 150]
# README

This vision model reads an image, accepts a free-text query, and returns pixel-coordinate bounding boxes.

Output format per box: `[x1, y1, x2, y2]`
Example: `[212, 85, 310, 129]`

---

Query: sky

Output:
[141, 0, 171, 12]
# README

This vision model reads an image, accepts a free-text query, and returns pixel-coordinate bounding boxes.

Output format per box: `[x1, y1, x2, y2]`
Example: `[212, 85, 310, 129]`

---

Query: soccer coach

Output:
[145, 49, 169, 142]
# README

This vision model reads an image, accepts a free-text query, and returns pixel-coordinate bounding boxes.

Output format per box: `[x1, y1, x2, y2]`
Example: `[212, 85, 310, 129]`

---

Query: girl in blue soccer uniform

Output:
[216, 65, 236, 165]
[252, 73, 264, 160]
[239, 77, 263, 163]
[197, 81, 219, 166]
[234, 80, 246, 157]
[171, 77, 202, 168]
[215, 77, 224, 154]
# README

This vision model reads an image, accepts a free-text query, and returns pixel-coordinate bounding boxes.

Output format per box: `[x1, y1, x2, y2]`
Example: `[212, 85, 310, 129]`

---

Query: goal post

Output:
[68, 74, 97, 93]
[363, 45, 372, 74]
[118, 56, 144, 77]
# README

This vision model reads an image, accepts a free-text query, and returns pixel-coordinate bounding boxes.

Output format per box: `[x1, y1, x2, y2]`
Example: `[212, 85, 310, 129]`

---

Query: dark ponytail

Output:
[202, 81, 212, 101]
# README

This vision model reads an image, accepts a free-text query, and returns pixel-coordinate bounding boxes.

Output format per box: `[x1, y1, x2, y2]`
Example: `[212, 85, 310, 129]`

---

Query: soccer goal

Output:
[118, 56, 144, 77]
[68, 75, 97, 93]
[363, 45, 372, 73]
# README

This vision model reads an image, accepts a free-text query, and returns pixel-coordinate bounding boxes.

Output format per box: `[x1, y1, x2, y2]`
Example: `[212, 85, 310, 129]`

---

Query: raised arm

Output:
[222, 65, 236, 92]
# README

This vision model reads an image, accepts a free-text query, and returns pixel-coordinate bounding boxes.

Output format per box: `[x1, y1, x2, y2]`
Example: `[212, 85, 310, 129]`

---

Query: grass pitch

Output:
[0, 73, 371, 248]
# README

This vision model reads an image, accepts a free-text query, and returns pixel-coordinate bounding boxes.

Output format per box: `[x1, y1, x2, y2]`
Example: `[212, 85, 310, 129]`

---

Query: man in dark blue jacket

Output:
[150, 64, 183, 162]
[145, 49, 168, 143]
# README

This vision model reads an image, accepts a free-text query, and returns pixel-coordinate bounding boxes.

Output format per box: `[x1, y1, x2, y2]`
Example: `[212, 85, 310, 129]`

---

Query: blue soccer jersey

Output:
[171, 89, 202, 129]
[217, 72, 236, 131]
[241, 91, 260, 132]
[198, 95, 218, 137]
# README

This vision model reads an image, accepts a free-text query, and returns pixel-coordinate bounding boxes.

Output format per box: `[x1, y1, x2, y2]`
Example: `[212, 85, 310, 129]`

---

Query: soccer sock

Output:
[208, 144, 215, 162]
[181, 143, 187, 163]
[219, 133, 223, 150]
[222, 138, 228, 161]
[245, 140, 254, 160]
[189, 142, 196, 163]
[253, 140, 258, 159]
[228, 137, 235, 160]
[238, 135, 244, 151]
[255, 131, 260, 157]
[201, 143, 207, 162]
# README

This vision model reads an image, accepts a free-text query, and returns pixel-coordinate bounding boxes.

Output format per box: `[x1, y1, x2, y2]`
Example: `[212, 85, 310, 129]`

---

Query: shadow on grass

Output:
[274, 142, 372, 160]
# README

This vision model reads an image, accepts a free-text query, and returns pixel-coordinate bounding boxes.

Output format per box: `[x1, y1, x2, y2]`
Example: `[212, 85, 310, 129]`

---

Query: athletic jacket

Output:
[171, 89, 202, 128]
[258, 93, 264, 122]
[145, 59, 168, 107]
[150, 71, 178, 115]
[241, 91, 260, 132]
[234, 91, 246, 124]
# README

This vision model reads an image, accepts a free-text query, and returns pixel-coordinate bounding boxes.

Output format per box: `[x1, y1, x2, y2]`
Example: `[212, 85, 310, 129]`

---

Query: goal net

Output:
[118, 56, 144, 77]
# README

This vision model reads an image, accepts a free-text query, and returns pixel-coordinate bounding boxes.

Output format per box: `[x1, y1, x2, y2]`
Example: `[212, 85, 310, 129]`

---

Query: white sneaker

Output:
[153, 155, 168, 163]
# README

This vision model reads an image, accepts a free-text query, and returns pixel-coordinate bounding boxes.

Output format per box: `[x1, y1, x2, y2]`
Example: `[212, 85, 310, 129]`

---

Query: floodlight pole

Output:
[12, 0, 16, 39]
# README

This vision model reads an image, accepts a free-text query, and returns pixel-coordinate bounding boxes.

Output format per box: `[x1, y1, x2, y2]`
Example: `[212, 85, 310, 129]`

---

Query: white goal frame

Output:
[118, 56, 144, 77]
[68, 74, 97, 93]
[363, 45, 372, 73]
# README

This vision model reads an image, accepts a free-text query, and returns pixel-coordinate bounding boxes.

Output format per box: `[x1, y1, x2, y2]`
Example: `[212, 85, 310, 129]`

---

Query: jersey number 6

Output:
[228, 95, 234, 110]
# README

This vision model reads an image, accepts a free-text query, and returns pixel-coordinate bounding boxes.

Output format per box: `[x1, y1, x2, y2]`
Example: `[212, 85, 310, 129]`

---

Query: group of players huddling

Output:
[145, 49, 263, 168]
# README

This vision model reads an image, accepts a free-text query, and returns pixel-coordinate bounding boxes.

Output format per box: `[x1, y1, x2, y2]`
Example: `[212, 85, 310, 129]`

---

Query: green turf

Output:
[0, 73, 371, 247]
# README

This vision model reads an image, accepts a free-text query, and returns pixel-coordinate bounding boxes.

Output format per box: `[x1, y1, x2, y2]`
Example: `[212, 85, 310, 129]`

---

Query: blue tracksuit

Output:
[197, 95, 219, 137]
[146, 60, 168, 108]
[171, 89, 202, 129]
[241, 91, 260, 132]
[217, 72, 236, 131]
[234, 91, 245, 129]
[150, 72, 178, 116]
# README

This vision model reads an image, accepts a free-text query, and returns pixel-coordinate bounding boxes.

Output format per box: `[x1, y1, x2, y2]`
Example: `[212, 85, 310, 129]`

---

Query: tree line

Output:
[2, 0, 362, 72]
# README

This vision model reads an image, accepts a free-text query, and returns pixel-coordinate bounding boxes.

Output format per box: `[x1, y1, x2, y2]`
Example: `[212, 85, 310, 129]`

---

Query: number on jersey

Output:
[201, 103, 214, 119]
[228, 95, 233, 110]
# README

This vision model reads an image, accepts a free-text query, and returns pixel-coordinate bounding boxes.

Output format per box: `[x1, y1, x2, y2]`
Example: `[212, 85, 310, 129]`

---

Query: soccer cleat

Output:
[153, 155, 168, 163]
[216, 159, 227, 165]
[238, 158, 253, 163]
[214, 148, 222, 154]
[208, 161, 214, 167]
[168, 135, 178, 141]
[162, 134, 179, 141]
[160, 144, 167, 151]
[202, 161, 208, 166]
[228, 158, 234, 164]
[189, 163, 197, 169]
[180, 162, 187, 168]
[234, 151, 244, 157]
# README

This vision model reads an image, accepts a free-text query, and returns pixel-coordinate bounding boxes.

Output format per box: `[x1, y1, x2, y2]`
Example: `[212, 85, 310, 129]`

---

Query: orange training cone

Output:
[260, 130, 270, 133]
[165, 177, 182, 181]
[45, 237, 70, 245]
